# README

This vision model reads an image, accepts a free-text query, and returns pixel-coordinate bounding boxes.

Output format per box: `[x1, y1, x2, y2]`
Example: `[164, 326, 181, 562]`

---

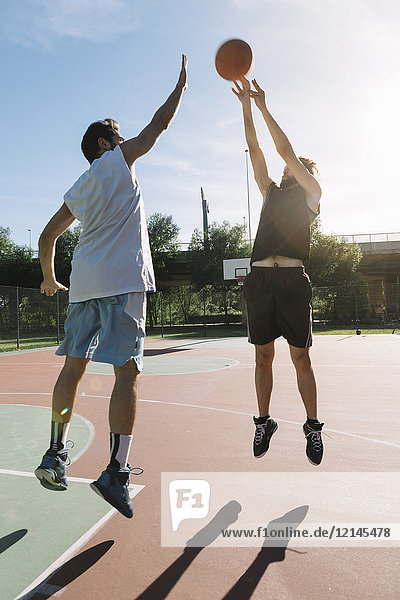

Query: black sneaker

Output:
[253, 416, 278, 458]
[90, 464, 143, 519]
[303, 421, 324, 465]
[34, 443, 73, 491]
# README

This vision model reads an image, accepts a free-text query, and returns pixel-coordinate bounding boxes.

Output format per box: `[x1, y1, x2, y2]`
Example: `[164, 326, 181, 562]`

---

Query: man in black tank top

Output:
[233, 77, 324, 466]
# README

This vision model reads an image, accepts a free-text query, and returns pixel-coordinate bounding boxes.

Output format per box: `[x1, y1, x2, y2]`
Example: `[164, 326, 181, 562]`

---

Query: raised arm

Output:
[232, 78, 272, 198]
[250, 79, 321, 206]
[39, 203, 75, 296]
[120, 55, 188, 167]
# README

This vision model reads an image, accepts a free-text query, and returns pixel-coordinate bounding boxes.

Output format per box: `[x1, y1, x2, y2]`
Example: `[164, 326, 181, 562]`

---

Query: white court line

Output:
[1, 393, 399, 450]
[84, 358, 240, 377]
[234, 364, 400, 368]
[0, 363, 62, 365]
[0, 468, 144, 491]
[0, 404, 143, 600]
[14, 483, 144, 600]
[0, 468, 121, 485]
[1, 359, 240, 375]
[0, 469, 116, 485]
[4, 360, 399, 369]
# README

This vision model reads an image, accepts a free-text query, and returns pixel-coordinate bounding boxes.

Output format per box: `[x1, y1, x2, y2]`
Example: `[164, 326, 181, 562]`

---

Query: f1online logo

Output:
[169, 480, 210, 531]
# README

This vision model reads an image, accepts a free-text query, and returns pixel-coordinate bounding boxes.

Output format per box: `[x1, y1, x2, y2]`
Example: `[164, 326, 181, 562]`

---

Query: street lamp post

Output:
[28, 229, 32, 253]
[245, 149, 251, 245]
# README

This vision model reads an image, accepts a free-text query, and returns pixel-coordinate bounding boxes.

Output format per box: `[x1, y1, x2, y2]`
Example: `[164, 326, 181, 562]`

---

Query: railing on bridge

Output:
[339, 232, 400, 256]
[339, 232, 400, 244]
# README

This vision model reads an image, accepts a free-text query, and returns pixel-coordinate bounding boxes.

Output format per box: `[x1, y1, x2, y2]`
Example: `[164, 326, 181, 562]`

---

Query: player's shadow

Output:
[144, 347, 190, 356]
[221, 505, 309, 599]
[17, 540, 114, 599]
[0, 529, 28, 554]
[135, 500, 242, 600]
[135, 504, 308, 600]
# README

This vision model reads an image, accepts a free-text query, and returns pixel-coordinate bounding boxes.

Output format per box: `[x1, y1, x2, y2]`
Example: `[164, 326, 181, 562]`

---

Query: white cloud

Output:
[2, 0, 141, 48]
[141, 153, 205, 178]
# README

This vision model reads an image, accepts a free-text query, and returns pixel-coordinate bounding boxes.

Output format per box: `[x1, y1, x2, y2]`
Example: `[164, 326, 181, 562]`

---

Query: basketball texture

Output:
[215, 39, 253, 81]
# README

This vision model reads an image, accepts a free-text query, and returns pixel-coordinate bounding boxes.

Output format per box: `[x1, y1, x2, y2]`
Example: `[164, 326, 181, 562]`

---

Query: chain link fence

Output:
[0, 282, 399, 350]
[0, 285, 69, 349]
[312, 282, 399, 330]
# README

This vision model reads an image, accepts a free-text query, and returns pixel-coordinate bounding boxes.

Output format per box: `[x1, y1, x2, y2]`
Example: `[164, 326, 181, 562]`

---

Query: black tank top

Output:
[251, 182, 319, 263]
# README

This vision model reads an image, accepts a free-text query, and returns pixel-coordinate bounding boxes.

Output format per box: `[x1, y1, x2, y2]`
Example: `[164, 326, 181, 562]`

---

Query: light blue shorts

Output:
[56, 293, 146, 369]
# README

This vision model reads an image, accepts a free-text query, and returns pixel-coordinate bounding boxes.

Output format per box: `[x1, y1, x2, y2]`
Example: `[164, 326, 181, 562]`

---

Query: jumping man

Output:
[35, 55, 188, 517]
[233, 77, 324, 465]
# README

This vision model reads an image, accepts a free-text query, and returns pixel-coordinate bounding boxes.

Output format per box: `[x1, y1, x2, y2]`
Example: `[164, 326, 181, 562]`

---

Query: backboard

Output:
[223, 258, 251, 282]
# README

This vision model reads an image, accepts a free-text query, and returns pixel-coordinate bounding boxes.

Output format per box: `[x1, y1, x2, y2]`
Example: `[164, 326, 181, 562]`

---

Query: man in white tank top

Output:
[35, 56, 188, 518]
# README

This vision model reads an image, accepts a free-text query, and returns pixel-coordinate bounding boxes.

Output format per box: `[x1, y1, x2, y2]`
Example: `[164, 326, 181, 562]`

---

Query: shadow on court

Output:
[0, 529, 28, 554]
[221, 506, 309, 599]
[135, 504, 308, 600]
[144, 347, 191, 357]
[143, 337, 220, 357]
[18, 540, 114, 600]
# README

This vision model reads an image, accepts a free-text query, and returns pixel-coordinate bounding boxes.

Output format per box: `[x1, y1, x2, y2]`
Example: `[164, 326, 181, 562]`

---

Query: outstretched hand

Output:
[232, 77, 251, 106]
[249, 79, 266, 110]
[178, 54, 188, 90]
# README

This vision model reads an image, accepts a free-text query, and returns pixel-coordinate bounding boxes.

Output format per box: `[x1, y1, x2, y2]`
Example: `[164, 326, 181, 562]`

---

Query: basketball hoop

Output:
[235, 275, 245, 286]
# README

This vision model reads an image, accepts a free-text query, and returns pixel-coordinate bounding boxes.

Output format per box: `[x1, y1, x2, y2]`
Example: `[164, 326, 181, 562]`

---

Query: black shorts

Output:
[243, 266, 313, 348]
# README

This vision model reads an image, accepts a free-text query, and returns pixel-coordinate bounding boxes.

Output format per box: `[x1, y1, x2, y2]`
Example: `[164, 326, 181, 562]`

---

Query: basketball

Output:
[215, 39, 253, 81]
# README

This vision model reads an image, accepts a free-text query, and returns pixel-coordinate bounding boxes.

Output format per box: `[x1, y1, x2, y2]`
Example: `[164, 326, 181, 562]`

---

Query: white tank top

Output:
[64, 145, 155, 303]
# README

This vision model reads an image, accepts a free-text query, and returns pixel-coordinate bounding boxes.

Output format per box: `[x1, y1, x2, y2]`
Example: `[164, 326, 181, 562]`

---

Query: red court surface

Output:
[1, 334, 399, 600]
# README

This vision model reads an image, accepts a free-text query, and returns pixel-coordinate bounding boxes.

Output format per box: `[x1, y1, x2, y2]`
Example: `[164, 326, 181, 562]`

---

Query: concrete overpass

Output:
[162, 232, 400, 285]
[339, 233, 400, 317]
[341, 232, 400, 279]
[160, 233, 400, 318]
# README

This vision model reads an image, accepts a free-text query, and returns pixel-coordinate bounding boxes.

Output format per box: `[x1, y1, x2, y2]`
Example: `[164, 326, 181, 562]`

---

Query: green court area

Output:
[0, 405, 143, 600]
[86, 354, 238, 376]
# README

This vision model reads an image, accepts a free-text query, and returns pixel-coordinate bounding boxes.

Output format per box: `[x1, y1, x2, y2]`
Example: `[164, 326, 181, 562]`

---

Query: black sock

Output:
[306, 418, 320, 428]
[109, 432, 133, 469]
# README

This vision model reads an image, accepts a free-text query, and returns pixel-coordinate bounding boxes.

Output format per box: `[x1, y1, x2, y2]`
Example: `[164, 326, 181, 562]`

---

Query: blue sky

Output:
[1, 0, 400, 250]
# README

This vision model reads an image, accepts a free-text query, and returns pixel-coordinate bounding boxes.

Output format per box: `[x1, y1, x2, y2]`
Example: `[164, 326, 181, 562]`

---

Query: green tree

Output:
[147, 213, 180, 266]
[146, 213, 180, 327]
[0, 227, 41, 287]
[188, 221, 251, 288]
[0, 226, 16, 257]
[188, 221, 251, 323]
[306, 218, 362, 287]
[54, 224, 82, 286]
[306, 218, 368, 324]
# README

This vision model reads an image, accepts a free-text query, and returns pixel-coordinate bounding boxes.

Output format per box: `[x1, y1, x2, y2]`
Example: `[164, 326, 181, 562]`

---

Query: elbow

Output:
[276, 145, 292, 161]
[38, 231, 49, 246]
[39, 230, 56, 250]
[275, 138, 294, 161]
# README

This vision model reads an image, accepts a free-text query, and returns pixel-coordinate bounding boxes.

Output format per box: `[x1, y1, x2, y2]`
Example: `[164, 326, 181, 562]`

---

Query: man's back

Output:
[64, 145, 155, 303]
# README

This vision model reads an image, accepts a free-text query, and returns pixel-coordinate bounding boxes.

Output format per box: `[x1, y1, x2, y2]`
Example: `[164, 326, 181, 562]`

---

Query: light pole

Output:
[245, 149, 251, 245]
[201, 187, 209, 249]
[28, 229, 32, 252]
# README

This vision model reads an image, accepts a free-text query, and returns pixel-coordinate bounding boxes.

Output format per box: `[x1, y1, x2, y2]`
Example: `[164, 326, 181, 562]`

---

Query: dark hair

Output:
[81, 119, 118, 164]
[299, 157, 319, 176]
